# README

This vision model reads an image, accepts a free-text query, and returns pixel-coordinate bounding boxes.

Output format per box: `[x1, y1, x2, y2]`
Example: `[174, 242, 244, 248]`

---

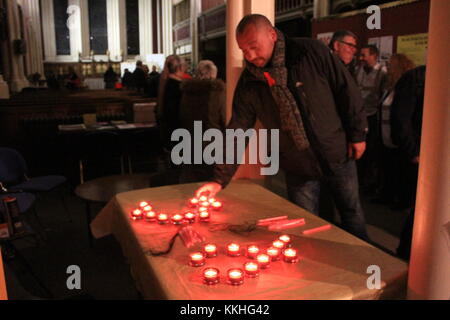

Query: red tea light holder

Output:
[184, 212, 196, 224]
[211, 201, 223, 211]
[227, 243, 241, 257]
[189, 252, 206, 267]
[272, 240, 286, 250]
[188, 198, 199, 208]
[246, 245, 260, 259]
[198, 206, 208, 213]
[278, 234, 292, 247]
[243, 262, 259, 278]
[171, 214, 184, 225]
[203, 268, 220, 285]
[157, 213, 169, 225]
[267, 247, 281, 261]
[203, 244, 218, 258]
[283, 248, 299, 263]
[199, 210, 210, 222]
[227, 268, 244, 286]
[130, 209, 143, 221]
[256, 254, 271, 269]
[144, 210, 157, 222]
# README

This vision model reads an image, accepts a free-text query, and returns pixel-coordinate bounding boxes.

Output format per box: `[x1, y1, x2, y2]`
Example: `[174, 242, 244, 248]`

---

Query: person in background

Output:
[329, 30, 359, 77]
[121, 68, 134, 89]
[377, 54, 415, 207]
[390, 65, 426, 260]
[179, 60, 226, 183]
[66, 67, 82, 89]
[146, 66, 161, 98]
[104, 66, 118, 89]
[355, 44, 388, 194]
[157, 55, 185, 155]
[149, 66, 159, 77]
[133, 60, 147, 93]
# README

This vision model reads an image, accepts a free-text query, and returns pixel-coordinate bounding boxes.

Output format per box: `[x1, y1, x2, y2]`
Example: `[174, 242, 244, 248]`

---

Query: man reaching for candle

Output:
[195, 14, 369, 241]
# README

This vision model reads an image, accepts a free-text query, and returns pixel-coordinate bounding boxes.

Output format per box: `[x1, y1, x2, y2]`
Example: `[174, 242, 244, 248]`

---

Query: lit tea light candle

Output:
[157, 213, 169, 225]
[267, 247, 281, 261]
[199, 195, 208, 202]
[188, 198, 199, 208]
[256, 254, 270, 269]
[144, 210, 156, 222]
[198, 206, 208, 213]
[139, 201, 149, 209]
[283, 248, 299, 263]
[189, 252, 205, 267]
[199, 210, 210, 222]
[203, 244, 217, 258]
[131, 209, 143, 221]
[227, 243, 241, 257]
[200, 201, 210, 208]
[227, 268, 244, 286]
[208, 198, 216, 204]
[142, 205, 153, 212]
[272, 240, 286, 250]
[211, 201, 223, 211]
[184, 212, 196, 224]
[244, 262, 259, 278]
[246, 245, 260, 259]
[171, 214, 184, 225]
[203, 267, 220, 285]
[279, 234, 292, 247]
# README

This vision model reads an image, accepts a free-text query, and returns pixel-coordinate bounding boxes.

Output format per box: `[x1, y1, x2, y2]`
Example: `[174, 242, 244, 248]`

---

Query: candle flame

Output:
[139, 201, 149, 208]
[191, 253, 204, 260]
[245, 263, 258, 271]
[273, 240, 285, 248]
[248, 246, 259, 253]
[228, 243, 239, 251]
[229, 270, 243, 279]
[284, 249, 297, 257]
[204, 244, 216, 252]
[279, 235, 290, 242]
[257, 254, 269, 263]
[204, 269, 218, 278]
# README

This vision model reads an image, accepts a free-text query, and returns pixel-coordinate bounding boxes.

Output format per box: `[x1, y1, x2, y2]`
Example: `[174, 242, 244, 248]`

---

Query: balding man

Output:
[195, 14, 369, 240]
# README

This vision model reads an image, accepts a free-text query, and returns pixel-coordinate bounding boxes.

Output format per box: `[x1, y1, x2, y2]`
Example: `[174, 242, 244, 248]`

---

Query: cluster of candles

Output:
[129, 198, 223, 225]
[188, 234, 299, 286]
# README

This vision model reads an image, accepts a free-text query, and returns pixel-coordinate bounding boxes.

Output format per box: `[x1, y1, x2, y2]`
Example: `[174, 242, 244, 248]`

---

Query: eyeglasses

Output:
[338, 40, 358, 50]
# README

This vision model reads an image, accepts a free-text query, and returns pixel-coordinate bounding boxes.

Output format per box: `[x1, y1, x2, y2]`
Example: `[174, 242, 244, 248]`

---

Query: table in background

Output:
[84, 78, 105, 90]
[90, 180, 408, 300]
[76, 173, 153, 246]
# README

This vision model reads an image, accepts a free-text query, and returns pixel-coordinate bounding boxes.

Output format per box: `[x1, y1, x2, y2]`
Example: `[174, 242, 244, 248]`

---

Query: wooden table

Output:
[90, 180, 408, 300]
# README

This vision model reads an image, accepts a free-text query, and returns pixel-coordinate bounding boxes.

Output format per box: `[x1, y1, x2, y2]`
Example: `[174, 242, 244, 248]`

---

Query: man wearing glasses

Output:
[329, 30, 359, 76]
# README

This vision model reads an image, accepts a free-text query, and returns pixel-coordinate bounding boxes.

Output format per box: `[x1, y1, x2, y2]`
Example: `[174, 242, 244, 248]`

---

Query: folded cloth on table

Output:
[131, 222, 180, 256]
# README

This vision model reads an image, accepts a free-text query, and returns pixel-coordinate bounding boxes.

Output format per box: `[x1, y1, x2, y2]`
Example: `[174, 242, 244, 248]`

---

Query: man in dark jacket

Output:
[195, 14, 369, 240]
[391, 65, 426, 260]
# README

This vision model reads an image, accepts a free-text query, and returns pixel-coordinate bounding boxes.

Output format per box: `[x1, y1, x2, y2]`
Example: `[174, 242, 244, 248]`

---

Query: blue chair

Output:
[0, 147, 70, 222]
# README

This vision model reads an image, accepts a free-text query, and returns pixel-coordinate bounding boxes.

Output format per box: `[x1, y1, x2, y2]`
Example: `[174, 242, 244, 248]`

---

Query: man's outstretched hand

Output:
[195, 182, 222, 198]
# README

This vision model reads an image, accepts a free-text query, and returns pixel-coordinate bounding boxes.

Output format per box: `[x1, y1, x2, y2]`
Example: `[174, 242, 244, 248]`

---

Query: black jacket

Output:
[390, 66, 426, 160]
[213, 37, 367, 188]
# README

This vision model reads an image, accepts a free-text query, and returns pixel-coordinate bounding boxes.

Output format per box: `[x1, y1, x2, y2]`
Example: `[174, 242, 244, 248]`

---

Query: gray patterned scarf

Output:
[245, 29, 310, 151]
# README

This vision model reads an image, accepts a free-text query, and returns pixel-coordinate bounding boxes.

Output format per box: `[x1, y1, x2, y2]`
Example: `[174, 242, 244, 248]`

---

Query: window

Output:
[126, 0, 139, 55]
[88, 0, 108, 54]
[53, 0, 70, 55]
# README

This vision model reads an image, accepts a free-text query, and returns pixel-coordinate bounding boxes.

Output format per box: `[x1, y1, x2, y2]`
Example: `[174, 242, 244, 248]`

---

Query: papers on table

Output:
[58, 124, 87, 131]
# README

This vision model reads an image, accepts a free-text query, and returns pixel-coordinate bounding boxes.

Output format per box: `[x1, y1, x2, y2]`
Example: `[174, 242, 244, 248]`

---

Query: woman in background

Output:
[378, 53, 415, 208]
[178, 60, 226, 183]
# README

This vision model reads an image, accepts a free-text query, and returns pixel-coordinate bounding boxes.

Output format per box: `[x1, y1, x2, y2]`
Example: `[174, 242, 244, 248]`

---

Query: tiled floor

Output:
[3, 170, 410, 300]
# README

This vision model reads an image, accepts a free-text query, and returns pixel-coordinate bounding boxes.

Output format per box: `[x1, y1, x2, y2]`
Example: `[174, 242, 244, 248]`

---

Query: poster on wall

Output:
[397, 33, 428, 66]
[317, 32, 334, 47]
[368, 36, 393, 66]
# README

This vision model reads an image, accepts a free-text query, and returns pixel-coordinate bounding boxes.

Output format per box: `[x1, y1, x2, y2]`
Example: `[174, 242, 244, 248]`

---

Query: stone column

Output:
[190, 0, 201, 65]
[407, 0, 450, 300]
[70, 0, 90, 59]
[161, 0, 173, 56]
[0, 75, 9, 99]
[106, 0, 125, 61]
[139, 0, 153, 61]
[5, 0, 28, 92]
[313, 0, 330, 19]
[40, 0, 57, 61]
